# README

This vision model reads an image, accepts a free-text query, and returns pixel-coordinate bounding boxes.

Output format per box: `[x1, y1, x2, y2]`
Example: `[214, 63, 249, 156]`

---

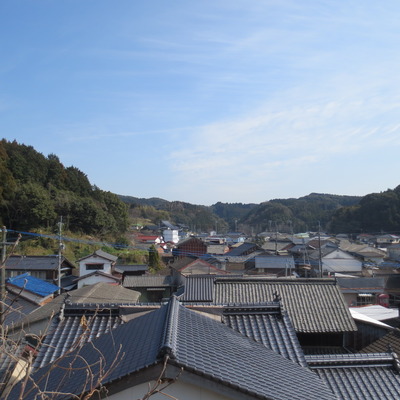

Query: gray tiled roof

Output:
[336, 277, 385, 290]
[182, 276, 357, 333]
[11, 297, 337, 400]
[11, 283, 140, 331]
[360, 330, 400, 355]
[33, 305, 124, 369]
[307, 353, 400, 399]
[222, 303, 307, 367]
[0, 341, 25, 396]
[77, 249, 118, 262]
[254, 255, 296, 270]
[114, 264, 148, 274]
[224, 242, 259, 256]
[5, 255, 75, 271]
[4, 291, 39, 327]
[181, 275, 214, 301]
[123, 275, 173, 288]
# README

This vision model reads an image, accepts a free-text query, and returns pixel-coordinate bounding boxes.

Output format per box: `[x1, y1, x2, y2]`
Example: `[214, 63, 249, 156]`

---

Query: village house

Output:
[76, 249, 119, 288]
[7, 296, 337, 400]
[376, 234, 400, 247]
[5, 255, 75, 289]
[245, 254, 296, 276]
[6, 273, 59, 306]
[173, 237, 207, 258]
[180, 276, 357, 351]
[170, 256, 229, 276]
[308, 247, 363, 276]
[336, 276, 386, 306]
[6, 282, 141, 340]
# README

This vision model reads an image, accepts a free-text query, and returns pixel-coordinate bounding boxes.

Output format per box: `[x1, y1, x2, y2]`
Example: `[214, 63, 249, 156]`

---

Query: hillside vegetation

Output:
[119, 195, 229, 232]
[0, 139, 129, 238]
[330, 186, 400, 234]
[238, 193, 361, 234]
[2, 139, 399, 239]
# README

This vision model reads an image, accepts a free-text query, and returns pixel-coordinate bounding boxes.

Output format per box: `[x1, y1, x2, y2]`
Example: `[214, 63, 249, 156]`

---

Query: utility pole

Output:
[1, 227, 21, 326]
[57, 217, 63, 295]
[318, 221, 322, 278]
[1, 227, 6, 326]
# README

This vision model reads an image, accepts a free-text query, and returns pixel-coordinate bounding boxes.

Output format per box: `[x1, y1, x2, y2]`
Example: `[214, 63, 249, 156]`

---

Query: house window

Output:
[357, 293, 374, 306]
[86, 263, 104, 270]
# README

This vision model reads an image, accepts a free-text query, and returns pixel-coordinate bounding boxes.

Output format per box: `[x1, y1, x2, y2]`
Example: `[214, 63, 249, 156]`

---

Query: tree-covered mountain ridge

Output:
[0, 139, 129, 238]
[121, 192, 363, 234]
[2, 139, 400, 236]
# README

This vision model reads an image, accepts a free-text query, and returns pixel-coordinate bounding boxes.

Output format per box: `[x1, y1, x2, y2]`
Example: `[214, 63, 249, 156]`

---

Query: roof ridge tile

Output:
[158, 296, 179, 359]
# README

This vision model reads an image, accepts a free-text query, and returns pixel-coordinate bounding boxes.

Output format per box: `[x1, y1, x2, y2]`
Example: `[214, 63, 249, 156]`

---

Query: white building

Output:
[163, 229, 179, 244]
[77, 249, 118, 288]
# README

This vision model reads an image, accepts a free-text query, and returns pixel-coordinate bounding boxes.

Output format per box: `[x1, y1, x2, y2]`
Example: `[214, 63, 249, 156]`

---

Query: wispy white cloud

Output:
[167, 67, 400, 203]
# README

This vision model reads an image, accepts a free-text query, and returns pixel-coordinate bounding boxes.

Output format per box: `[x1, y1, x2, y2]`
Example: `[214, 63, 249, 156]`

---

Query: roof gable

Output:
[78, 249, 118, 263]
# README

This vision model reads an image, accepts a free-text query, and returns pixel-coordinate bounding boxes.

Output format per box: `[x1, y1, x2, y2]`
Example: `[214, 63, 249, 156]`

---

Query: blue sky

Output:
[1, 1, 400, 205]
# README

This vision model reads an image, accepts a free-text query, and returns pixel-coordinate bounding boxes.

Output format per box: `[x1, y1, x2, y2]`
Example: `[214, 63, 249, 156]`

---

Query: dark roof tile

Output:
[11, 298, 336, 400]
[182, 276, 357, 333]
[222, 303, 307, 367]
[307, 353, 400, 399]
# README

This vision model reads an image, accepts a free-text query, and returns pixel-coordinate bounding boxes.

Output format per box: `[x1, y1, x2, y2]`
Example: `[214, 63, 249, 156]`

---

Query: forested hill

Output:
[119, 195, 230, 232]
[236, 193, 361, 234]
[0, 139, 129, 237]
[2, 139, 399, 237]
[329, 186, 400, 234]
[119, 194, 363, 234]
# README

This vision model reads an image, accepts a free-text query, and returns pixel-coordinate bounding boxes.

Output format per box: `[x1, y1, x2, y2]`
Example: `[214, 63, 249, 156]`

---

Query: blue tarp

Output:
[7, 273, 59, 297]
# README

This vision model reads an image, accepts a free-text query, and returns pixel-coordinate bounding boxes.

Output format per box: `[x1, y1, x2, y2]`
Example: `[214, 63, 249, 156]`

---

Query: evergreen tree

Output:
[148, 244, 162, 271]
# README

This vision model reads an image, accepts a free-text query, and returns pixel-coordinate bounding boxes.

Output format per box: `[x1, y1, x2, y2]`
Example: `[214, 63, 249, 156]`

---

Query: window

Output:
[357, 293, 374, 306]
[86, 263, 104, 271]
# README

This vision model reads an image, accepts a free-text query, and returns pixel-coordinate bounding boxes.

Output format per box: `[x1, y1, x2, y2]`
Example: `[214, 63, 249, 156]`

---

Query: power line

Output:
[6, 229, 158, 253]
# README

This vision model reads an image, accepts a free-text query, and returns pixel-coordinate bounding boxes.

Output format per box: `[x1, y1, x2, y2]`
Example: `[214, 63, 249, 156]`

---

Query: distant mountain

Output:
[330, 186, 400, 235]
[0, 139, 129, 237]
[238, 193, 361, 234]
[119, 193, 363, 234]
[211, 202, 258, 230]
[3, 139, 398, 237]
[119, 195, 229, 232]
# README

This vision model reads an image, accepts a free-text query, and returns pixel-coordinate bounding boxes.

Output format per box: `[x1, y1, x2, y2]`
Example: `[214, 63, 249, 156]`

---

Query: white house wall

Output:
[106, 379, 233, 400]
[77, 274, 116, 289]
[79, 255, 113, 277]
[163, 229, 179, 244]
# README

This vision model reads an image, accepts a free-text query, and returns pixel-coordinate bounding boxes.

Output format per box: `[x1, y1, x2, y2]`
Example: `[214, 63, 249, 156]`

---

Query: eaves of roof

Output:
[5, 255, 75, 271]
[74, 271, 120, 282]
